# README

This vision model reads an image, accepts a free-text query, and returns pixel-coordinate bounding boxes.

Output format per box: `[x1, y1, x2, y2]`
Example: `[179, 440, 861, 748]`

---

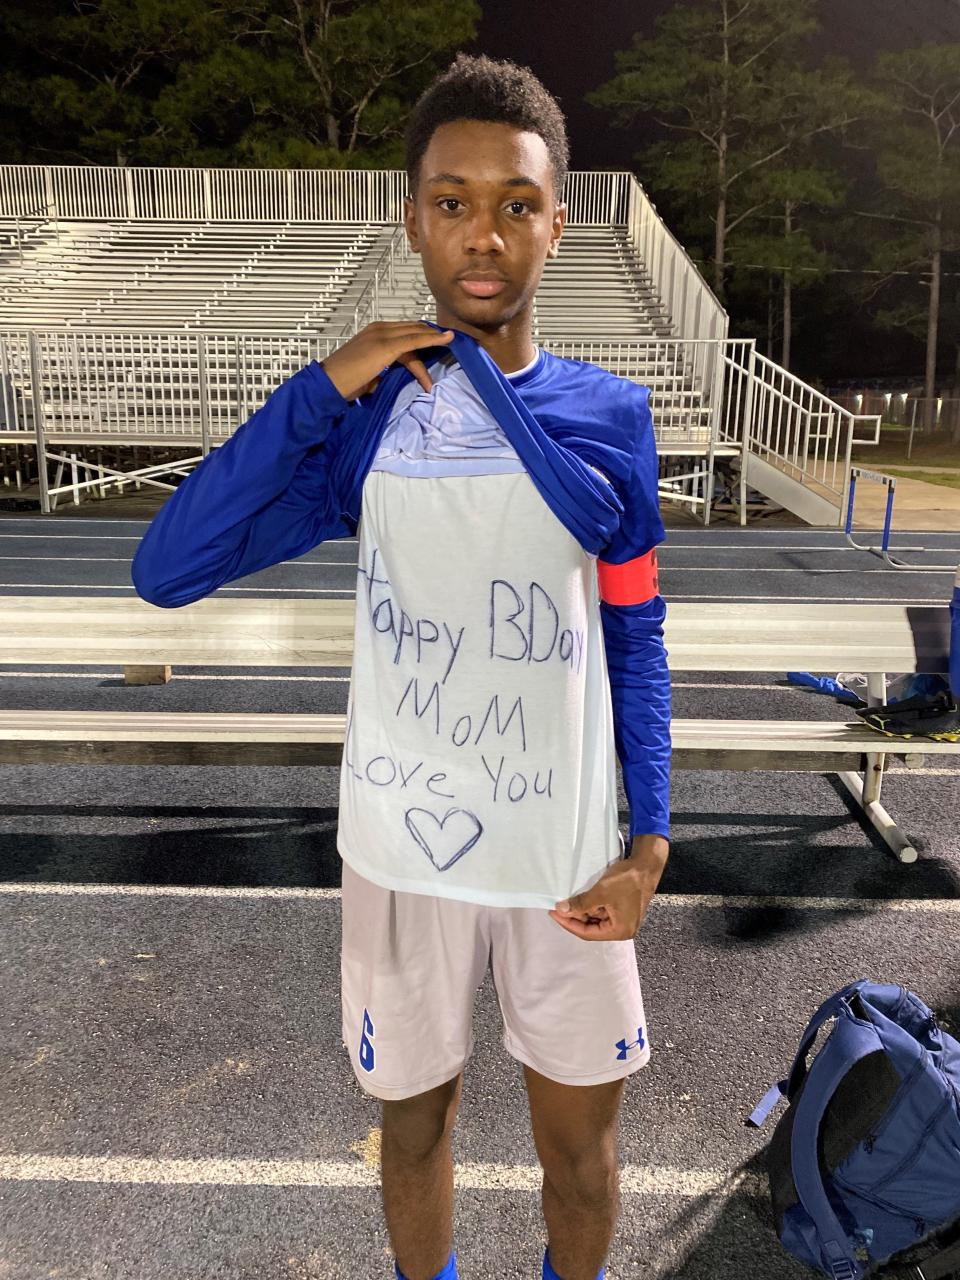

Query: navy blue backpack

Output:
[749, 980, 960, 1279]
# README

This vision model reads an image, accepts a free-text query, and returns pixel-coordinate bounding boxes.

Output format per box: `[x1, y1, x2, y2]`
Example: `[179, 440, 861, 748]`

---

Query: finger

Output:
[376, 320, 453, 335]
[388, 327, 454, 355]
[558, 902, 603, 918]
[550, 909, 591, 929]
[398, 354, 433, 394]
[552, 914, 606, 940]
[549, 912, 582, 935]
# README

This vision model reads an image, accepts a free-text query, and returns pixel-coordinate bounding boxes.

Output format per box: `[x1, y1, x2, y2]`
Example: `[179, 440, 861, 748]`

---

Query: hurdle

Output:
[844, 466, 956, 571]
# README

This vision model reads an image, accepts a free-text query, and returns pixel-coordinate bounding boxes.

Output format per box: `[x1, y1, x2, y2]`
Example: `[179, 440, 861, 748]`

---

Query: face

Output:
[403, 119, 565, 336]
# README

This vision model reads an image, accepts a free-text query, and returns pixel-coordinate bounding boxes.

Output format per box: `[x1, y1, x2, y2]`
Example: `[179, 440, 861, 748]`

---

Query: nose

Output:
[463, 204, 506, 254]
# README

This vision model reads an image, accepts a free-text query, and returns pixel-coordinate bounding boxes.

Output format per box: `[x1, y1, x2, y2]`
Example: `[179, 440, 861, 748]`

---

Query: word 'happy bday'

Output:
[358, 547, 584, 675]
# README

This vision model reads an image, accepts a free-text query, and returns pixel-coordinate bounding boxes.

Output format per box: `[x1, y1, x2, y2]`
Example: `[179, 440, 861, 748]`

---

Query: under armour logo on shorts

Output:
[614, 1025, 646, 1060]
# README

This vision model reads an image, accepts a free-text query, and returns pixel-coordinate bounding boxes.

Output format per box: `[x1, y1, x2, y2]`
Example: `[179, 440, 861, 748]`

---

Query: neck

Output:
[434, 306, 537, 376]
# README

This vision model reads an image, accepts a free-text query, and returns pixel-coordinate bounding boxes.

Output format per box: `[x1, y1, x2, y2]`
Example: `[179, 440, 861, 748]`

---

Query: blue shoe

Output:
[543, 1245, 605, 1280]
[395, 1249, 458, 1280]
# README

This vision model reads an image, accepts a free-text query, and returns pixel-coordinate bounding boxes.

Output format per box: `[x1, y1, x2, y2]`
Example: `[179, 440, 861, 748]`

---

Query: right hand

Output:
[322, 321, 455, 402]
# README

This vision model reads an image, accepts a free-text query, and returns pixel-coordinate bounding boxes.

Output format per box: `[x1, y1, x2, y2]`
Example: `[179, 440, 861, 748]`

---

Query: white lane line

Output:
[1, 883, 958, 912]
[0, 672, 799, 691]
[0, 556, 954, 575]
[661, 531, 960, 540]
[0, 524, 361, 543]
[0, 518, 149, 524]
[0, 1154, 761, 1196]
[665, 544, 960, 552]
[0, 670, 354, 681]
[655, 894, 960, 912]
[672, 682, 792, 689]
[0, 584, 357, 594]
[661, 567, 955, 574]
[0, 532, 359, 546]
[0, 586, 948, 603]
[0, 534, 142, 541]
[0, 534, 955, 561]
[0, 883, 351, 901]
[0, 557, 356, 566]
[664, 594, 947, 603]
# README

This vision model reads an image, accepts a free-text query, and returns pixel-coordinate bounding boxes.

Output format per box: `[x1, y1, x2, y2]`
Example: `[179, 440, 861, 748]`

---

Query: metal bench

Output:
[2, 596, 955, 864]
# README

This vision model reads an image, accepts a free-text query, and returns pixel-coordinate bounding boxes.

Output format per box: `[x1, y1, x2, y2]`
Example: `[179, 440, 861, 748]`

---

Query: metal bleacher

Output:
[0, 219, 384, 333]
[0, 165, 883, 524]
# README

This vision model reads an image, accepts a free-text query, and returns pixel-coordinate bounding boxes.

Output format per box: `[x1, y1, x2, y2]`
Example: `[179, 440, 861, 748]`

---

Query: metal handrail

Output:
[4, 200, 60, 265]
[339, 223, 409, 339]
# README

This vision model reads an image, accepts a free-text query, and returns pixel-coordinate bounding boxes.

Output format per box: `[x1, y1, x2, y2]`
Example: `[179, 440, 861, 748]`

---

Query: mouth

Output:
[458, 275, 507, 298]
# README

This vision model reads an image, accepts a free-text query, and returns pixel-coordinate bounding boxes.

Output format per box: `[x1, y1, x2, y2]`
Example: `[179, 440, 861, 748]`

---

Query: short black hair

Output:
[404, 52, 569, 204]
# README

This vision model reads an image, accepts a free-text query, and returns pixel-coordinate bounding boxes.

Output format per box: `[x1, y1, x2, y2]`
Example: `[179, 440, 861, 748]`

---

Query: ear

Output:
[547, 202, 566, 259]
[403, 193, 420, 253]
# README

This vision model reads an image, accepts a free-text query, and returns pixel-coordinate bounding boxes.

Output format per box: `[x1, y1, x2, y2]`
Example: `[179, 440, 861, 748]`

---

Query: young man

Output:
[132, 52, 671, 1280]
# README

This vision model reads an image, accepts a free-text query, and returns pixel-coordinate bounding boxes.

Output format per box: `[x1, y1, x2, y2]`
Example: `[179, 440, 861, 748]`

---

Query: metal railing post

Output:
[43, 167, 55, 223]
[839, 411, 858, 530]
[28, 330, 51, 515]
[197, 333, 210, 457]
[739, 341, 757, 526]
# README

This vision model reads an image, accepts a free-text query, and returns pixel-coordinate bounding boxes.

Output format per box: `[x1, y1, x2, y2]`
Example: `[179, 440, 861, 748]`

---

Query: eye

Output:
[435, 199, 533, 216]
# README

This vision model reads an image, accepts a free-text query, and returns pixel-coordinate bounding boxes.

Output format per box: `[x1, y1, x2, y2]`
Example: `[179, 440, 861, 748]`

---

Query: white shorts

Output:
[339, 842, 651, 1101]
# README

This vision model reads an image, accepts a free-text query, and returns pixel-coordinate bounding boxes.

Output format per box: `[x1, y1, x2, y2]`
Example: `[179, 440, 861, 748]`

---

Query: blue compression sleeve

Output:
[599, 593, 671, 841]
[131, 359, 352, 608]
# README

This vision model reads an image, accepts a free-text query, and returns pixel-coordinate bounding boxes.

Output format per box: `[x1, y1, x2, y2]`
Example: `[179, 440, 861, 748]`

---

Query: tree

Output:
[586, 0, 863, 300]
[856, 44, 960, 433]
[730, 162, 843, 367]
[0, 0, 226, 166]
[152, 0, 481, 169]
[0, 0, 480, 169]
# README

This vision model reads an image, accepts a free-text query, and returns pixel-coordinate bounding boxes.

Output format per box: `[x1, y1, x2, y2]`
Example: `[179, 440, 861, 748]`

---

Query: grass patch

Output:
[852, 431, 960, 468]
[882, 467, 960, 492]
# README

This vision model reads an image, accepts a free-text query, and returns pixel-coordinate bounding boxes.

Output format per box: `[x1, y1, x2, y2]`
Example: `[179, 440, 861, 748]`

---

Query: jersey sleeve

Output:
[596, 386, 671, 842]
[131, 360, 354, 608]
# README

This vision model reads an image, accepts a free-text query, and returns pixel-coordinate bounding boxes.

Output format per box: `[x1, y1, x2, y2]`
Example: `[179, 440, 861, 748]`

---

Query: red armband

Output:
[597, 548, 659, 605]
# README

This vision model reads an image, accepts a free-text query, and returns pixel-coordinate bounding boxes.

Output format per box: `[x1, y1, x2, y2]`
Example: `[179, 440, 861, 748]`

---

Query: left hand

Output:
[549, 834, 669, 941]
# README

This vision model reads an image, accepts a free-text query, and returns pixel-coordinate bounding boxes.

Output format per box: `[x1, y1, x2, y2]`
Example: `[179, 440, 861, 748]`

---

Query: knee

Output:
[381, 1073, 462, 1161]
[541, 1143, 619, 1207]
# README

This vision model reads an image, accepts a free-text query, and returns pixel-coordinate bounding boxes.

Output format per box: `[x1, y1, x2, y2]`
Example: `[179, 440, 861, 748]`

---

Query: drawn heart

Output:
[404, 807, 484, 872]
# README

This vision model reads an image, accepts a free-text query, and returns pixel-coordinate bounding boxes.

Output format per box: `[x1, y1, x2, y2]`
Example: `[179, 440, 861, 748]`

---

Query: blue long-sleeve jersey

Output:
[131, 324, 672, 841]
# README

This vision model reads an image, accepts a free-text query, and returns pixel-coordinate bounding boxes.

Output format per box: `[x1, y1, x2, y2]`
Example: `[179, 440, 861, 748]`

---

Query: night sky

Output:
[470, 0, 960, 172]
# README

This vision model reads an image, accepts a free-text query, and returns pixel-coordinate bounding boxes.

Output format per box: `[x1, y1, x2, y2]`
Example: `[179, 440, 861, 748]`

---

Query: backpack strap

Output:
[749, 981, 868, 1129]
[790, 1002, 923, 1280]
[789, 1014, 881, 1280]
[785, 980, 869, 1098]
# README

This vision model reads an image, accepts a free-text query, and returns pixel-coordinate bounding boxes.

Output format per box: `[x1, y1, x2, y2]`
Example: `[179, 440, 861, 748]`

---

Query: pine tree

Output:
[0, 0, 480, 169]
[857, 44, 960, 433]
[587, 0, 863, 301]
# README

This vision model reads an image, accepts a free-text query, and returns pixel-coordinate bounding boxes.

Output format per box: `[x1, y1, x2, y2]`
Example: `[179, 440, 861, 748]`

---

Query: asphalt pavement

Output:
[0, 515, 958, 1280]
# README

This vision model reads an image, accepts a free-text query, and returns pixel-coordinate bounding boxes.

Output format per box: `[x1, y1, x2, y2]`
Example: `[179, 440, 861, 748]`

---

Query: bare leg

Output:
[524, 1064, 627, 1280]
[541, 1158, 620, 1280]
[380, 1072, 463, 1280]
